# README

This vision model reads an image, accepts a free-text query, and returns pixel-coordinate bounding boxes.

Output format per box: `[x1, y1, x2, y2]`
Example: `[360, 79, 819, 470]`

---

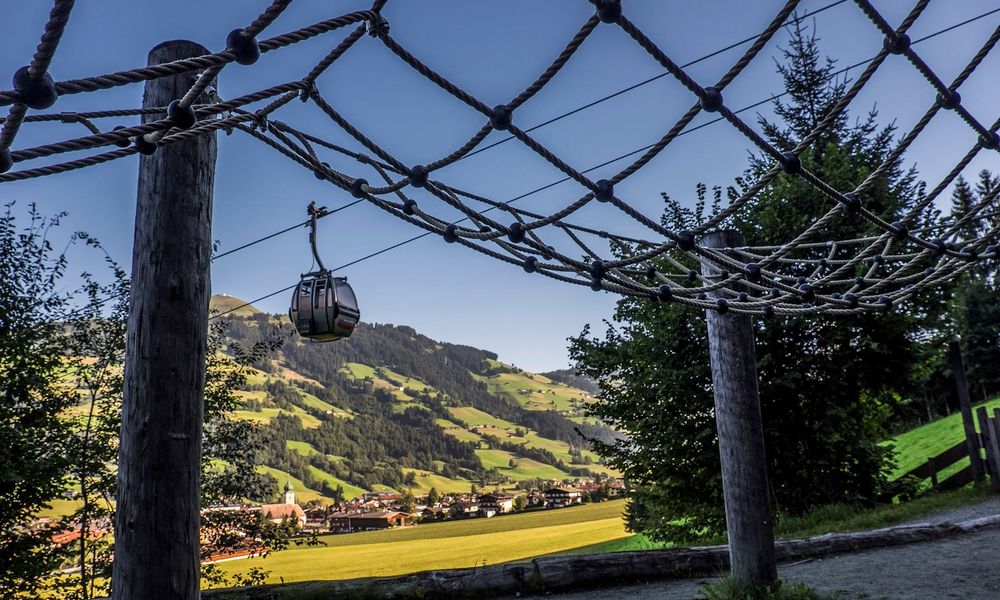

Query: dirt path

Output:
[504, 497, 1000, 600]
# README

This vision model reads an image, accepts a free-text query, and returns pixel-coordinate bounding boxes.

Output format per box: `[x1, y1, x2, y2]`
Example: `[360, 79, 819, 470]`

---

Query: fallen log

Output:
[203, 514, 1000, 600]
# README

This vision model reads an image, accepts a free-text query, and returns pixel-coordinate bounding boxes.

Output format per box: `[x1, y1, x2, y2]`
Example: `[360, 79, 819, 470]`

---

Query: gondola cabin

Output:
[289, 272, 359, 341]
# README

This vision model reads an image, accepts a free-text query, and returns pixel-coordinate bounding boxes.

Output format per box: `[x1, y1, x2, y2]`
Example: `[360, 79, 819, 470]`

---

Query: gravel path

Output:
[503, 497, 1000, 600]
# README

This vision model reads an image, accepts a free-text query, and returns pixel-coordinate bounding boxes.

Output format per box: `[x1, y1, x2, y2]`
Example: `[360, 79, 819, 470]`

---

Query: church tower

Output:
[283, 480, 295, 505]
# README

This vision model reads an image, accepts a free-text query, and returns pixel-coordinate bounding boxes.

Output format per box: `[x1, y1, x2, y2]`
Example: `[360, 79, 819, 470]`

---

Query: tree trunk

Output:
[112, 40, 216, 600]
[700, 229, 777, 587]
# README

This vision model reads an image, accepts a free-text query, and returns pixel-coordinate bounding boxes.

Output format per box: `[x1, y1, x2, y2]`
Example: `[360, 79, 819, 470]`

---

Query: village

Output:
[30, 477, 626, 565]
[254, 478, 625, 536]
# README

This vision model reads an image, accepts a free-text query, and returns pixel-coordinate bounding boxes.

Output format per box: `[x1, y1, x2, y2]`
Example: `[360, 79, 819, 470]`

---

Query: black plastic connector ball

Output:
[890, 221, 908, 241]
[479, 225, 491, 233]
[960, 246, 978, 262]
[507, 222, 525, 244]
[844, 292, 859, 308]
[0, 148, 12, 174]
[402, 199, 417, 215]
[842, 192, 862, 212]
[687, 269, 698, 283]
[883, 32, 910, 55]
[227, 29, 261, 65]
[314, 162, 332, 181]
[350, 178, 368, 198]
[589, 260, 606, 280]
[769, 287, 780, 298]
[697, 293, 707, 301]
[737, 292, 749, 302]
[878, 296, 893, 311]
[443, 225, 458, 243]
[167, 100, 197, 129]
[831, 293, 842, 300]
[590, 277, 603, 292]
[937, 90, 961, 110]
[932, 239, 948, 256]
[657, 284, 673, 302]
[854, 276, 865, 287]
[408, 165, 429, 188]
[522, 257, 538, 273]
[595, 0, 622, 23]
[985, 245, 998, 259]
[112, 126, 132, 148]
[798, 283, 815, 303]
[818, 258, 829, 270]
[676, 229, 695, 251]
[713, 298, 728, 314]
[745, 262, 761, 283]
[981, 132, 1000, 150]
[795, 276, 807, 286]
[594, 179, 614, 202]
[779, 152, 800, 175]
[923, 267, 935, 276]
[542, 246, 554, 260]
[134, 135, 156, 155]
[490, 105, 511, 131]
[699, 87, 723, 112]
[13, 66, 57, 110]
[646, 265, 657, 280]
[762, 305, 775, 320]
[871, 254, 884, 265]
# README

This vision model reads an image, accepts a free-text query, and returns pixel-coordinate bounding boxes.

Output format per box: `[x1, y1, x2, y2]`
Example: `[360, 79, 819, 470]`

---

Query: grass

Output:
[232, 405, 322, 429]
[400, 468, 473, 494]
[255, 466, 328, 505]
[478, 370, 592, 416]
[36, 498, 84, 519]
[209, 294, 260, 317]
[448, 406, 516, 428]
[573, 485, 993, 555]
[887, 398, 1000, 480]
[286, 440, 320, 457]
[699, 577, 836, 600]
[214, 500, 628, 584]
[305, 465, 367, 499]
[475, 448, 571, 480]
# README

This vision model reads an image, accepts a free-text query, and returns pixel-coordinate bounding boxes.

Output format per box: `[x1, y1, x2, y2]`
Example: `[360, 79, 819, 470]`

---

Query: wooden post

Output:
[949, 341, 985, 483]
[928, 456, 938, 488]
[700, 229, 777, 587]
[977, 406, 1000, 491]
[112, 41, 216, 600]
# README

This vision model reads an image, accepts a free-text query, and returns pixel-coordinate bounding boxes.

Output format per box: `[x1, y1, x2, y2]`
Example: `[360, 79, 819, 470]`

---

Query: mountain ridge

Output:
[214, 296, 616, 504]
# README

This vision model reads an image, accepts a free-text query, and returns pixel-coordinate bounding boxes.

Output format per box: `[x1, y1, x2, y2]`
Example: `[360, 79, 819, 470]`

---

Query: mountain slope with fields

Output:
[217, 296, 617, 503]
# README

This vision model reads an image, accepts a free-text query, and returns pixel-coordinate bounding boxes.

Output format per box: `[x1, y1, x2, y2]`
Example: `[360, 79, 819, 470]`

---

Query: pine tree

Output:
[570, 21, 937, 542]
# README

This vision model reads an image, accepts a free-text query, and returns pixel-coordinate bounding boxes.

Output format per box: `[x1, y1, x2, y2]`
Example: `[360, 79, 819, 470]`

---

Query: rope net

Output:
[2, 0, 998, 317]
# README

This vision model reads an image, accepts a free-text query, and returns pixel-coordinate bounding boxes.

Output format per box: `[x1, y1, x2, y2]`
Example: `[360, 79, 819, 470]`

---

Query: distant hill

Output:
[541, 368, 600, 396]
[219, 313, 618, 504]
[210, 294, 261, 317]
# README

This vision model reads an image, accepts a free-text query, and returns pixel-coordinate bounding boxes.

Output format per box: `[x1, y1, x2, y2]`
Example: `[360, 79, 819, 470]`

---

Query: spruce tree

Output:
[570, 21, 938, 542]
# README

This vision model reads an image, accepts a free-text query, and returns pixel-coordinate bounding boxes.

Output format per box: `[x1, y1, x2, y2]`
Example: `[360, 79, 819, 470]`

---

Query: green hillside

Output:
[214, 297, 619, 504]
[214, 500, 628, 584]
[888, 398, 1000, 480]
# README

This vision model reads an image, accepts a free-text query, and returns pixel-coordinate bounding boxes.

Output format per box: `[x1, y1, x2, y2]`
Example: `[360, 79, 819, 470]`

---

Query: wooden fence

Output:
[900, 406, 1000, 492]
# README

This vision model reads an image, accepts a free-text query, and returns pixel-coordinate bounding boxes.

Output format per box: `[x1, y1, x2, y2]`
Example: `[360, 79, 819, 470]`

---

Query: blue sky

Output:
[2, 1, 998, 371]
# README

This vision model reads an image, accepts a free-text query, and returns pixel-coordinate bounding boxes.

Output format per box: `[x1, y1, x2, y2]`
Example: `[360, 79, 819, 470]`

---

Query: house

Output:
[348, 511, 410, 530]
[420, 506, 445, 521]
[448, 501, 479, 518]
[479, 493, 514, 517]
[544, 487, 583, 508]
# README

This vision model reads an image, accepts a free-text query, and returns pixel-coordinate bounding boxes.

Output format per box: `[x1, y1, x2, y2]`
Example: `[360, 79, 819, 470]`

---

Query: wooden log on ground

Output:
[201, 515, 1000, 600]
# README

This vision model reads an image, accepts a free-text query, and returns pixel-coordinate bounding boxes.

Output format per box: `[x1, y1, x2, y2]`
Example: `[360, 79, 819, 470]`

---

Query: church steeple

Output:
[283, 480, 295, 505]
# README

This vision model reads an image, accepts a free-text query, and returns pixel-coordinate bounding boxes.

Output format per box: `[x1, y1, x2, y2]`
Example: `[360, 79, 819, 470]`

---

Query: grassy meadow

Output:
[213, 500, 629, 584]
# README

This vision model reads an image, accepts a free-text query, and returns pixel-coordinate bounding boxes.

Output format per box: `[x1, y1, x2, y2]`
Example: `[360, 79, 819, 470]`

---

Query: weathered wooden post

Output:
[977, 406, 1000, 491]
[949, 340, 985, 483]
[113, 41, 216, 600]
[700, 229, 777, 587]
